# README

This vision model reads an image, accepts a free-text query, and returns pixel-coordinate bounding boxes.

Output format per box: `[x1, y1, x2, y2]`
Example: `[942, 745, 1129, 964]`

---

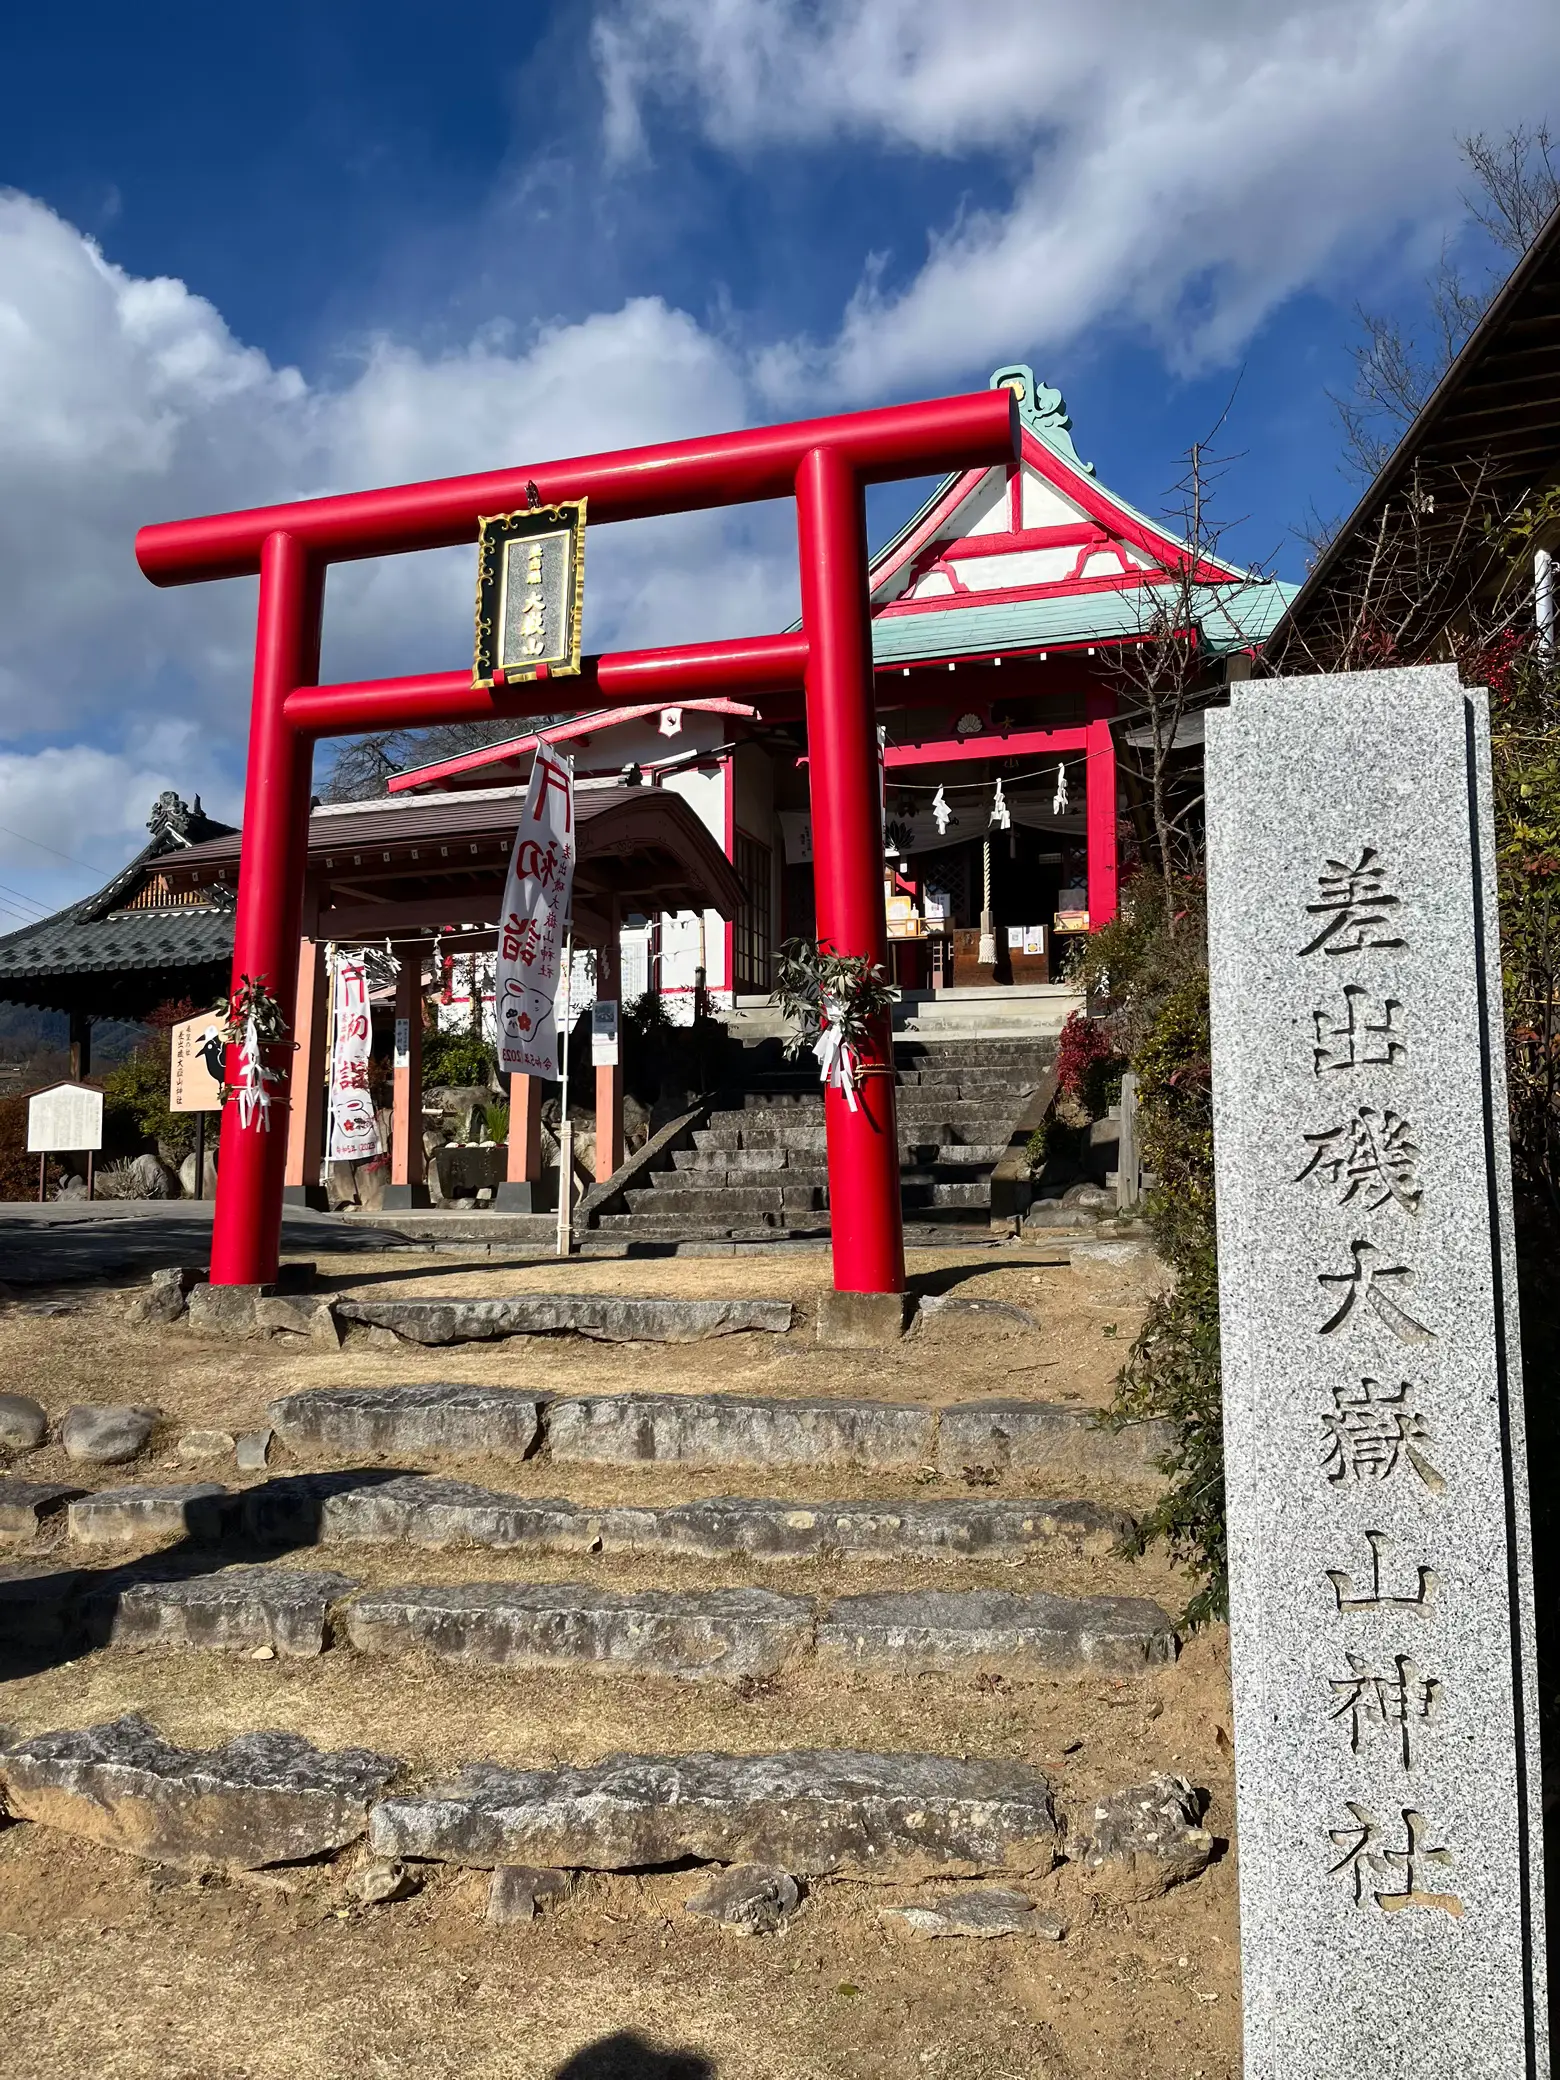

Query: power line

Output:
[0, 878, 55, 919]
[0, 821, 104, 875]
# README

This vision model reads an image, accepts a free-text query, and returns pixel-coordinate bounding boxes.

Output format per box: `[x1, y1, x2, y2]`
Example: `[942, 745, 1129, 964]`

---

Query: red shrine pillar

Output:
[282, 936, 328, 1207]
[1085, 688, 1119, 930]
[498, 1073, 545, 1210]
[796, 445, 905, 1297]
[210, 530, 321, 1288]
[384, 951, 429, 1209]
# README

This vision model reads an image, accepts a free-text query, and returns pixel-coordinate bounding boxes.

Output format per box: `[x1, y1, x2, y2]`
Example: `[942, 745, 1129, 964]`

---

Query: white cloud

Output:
[595, 0, 1560, 401]
[0, 193, 797, 901]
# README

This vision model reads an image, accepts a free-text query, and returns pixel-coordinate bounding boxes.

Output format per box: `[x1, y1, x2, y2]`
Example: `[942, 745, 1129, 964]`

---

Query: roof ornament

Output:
[147, 790, 195, 844]
[989, 363, 1094, 476]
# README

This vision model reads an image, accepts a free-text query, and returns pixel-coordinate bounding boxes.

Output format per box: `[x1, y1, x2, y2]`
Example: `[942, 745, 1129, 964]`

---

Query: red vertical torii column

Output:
[796, 446, 905, 1297]
[210, 531, 322, 1287]
[1085, 688, 1119, 931]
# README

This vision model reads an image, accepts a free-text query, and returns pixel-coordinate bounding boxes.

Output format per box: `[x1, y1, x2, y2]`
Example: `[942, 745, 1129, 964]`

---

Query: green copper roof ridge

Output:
[989, 363, 1093, 476]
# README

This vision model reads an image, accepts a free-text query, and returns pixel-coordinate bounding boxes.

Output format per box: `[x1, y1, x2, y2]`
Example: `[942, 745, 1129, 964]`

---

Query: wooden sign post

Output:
[169, 1010, 224, 1201]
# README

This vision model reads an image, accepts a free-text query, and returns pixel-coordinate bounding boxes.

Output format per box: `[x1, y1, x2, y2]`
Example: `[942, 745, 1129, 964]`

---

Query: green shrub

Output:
[1106, 962, 1225, 1626]
[101, 1036, 193, 1161]
[422, 1027, 497, 1088]
[1079, 872, 1228, 1625]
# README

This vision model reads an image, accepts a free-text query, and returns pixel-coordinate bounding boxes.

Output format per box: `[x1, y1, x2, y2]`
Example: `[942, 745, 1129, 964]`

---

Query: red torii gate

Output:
[136, 388, 1020, 1295]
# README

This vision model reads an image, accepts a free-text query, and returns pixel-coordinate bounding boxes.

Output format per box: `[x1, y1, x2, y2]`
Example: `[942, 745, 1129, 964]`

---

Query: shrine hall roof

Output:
[0, 792, 237, 1018]
[862, 362, 1296, 664]
[164, 779, 745, 926]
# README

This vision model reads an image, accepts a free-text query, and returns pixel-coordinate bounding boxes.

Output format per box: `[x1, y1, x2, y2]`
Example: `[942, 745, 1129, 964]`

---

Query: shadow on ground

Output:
[0, 1468, 407, 1682]
[555, 2034, 715, 2079]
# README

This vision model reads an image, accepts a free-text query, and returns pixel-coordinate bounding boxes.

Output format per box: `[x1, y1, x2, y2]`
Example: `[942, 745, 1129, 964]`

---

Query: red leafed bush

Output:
[1055, 1009, 1114, 1102]
[0, 1095, 58, 1201]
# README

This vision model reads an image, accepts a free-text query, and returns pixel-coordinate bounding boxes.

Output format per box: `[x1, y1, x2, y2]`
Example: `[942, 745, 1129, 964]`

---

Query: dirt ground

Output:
[0, 1240, 1241, 2080]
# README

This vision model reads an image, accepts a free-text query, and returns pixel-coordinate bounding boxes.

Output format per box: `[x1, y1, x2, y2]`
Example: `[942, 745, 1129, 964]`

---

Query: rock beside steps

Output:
[0, 1564, 1178, 1677]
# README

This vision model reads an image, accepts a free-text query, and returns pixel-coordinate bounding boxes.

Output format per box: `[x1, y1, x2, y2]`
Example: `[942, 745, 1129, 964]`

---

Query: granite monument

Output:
[1206, 665, 1546, 2078]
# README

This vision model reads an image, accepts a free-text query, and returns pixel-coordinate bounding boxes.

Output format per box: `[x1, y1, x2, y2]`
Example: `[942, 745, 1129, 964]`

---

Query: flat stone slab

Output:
[0, 1714, 400, 1870]
[67, 1484, 229, 1547]
[0, 1478, 82, 1540]
[370, 1749, 1059, 1880]
[267, 1476, 1128, 1565]
[816, 1590, 1178, 1674]
[546, 1394, 936, 1470]
[936, 1400, 1172, 1481]
[344, 1581, 813, 1681]
[615, 1494, 1129, 1564]
[268, 1385, 543, 1460]
[335, 1296, 793, 1345]
[90, 1567, 358, 1657]
[882, 1885, 1066, 1940]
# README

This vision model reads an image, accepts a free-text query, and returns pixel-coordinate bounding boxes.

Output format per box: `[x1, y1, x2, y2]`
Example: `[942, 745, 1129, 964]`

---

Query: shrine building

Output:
[387, 364, 1294, 1011]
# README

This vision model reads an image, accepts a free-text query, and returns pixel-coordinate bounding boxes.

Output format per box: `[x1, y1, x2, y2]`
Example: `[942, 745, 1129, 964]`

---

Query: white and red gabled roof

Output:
[864, 363, 1289, 659]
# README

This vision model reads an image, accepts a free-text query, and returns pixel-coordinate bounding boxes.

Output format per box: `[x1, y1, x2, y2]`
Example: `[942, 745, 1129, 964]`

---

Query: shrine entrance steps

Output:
[587, 1035, 1054, 1251]
[0, 1239, 1229, 2071]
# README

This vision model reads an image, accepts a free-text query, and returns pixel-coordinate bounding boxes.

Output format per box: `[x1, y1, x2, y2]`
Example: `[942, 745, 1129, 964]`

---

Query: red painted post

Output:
[1084, 692, 1119, 930]
[209, 530, 321, 1287]
[795, 445, 905, 1296]
[282, 936, 328, 1206]
[508, 1074, 542, 1182]
[386, 952, 428, 1208]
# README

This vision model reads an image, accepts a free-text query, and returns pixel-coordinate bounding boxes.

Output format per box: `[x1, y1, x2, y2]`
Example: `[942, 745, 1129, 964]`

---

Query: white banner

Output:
[328, 953, 380, 1161]
[496, 746, 576, 1080]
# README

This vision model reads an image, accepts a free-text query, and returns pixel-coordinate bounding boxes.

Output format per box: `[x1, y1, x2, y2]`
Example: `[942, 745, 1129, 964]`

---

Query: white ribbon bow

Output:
[813, 997, 861, 1113]
[234, 1014, 281, 1132]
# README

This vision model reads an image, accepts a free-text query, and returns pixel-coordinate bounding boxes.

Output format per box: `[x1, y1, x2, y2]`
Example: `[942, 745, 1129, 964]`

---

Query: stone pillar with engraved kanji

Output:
[1206, 665, 1546, 2080]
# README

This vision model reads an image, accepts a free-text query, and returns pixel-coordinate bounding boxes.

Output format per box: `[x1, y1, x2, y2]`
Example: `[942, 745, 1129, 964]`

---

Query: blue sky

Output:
[0, 0, 1555, 926]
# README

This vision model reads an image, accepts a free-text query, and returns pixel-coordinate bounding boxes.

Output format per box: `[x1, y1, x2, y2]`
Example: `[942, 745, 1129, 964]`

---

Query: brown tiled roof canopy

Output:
[1269, 198, 1560, 664]
[163, 782, 744, 941]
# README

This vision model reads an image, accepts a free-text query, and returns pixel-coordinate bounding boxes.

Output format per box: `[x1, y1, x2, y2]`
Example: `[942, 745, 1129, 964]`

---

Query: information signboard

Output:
[169, 1010, 224, 1113]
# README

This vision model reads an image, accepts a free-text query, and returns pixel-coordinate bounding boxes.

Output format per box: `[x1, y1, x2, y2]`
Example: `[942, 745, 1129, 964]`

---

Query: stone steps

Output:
[54, 1474, 1134, 1565]
[255, 1387, 1170, 1480]
[0, 1713, 1212, 1900]
[3, 1557, 1177, 1679]
[346, 1580, 1174, 1680]
[0, 1716, 1068, 1881]
[623, 1185, 825, 1216]
[597, 1027, 1051, 1245]
[369, 1748, 1063, 1878]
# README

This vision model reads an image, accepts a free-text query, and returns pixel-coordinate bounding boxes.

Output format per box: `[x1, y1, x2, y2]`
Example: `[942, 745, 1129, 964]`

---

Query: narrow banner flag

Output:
[496, 745, 576, 1081]
[327, 953, 380, 1161]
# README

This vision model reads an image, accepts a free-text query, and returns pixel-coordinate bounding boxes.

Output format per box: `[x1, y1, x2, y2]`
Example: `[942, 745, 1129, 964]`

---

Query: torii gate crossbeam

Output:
[136, 388, 1020, 1295]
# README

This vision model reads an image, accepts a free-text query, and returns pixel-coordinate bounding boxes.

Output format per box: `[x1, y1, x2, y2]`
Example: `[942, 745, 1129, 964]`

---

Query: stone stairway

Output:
[0, 1274, 1226, 2075]
[592, 1036, 1053, 1248]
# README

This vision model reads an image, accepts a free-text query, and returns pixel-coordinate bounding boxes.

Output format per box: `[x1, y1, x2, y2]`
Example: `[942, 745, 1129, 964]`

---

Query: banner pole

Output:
[556, 928, 574, 1259]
